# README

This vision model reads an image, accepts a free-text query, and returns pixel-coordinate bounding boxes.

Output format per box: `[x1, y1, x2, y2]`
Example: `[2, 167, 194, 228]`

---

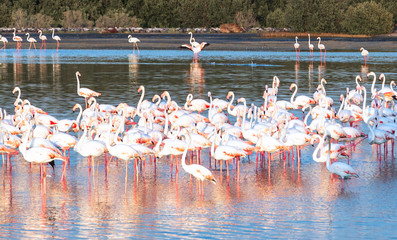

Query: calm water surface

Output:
[0, 48, 397, 238]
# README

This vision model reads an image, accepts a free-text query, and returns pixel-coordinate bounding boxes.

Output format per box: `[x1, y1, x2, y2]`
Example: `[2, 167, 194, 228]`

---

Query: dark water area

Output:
[0, 48, 397, 238]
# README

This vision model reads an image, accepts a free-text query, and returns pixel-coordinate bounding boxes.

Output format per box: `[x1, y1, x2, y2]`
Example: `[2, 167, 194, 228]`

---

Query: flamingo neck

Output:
[227, 92, 235, 115]
[325, 136, 331, 170]
[76, 73, 81, 94]
[370, 73, 377, 96]
[312, 135, 323, 162]
[52, 29, 55, 38]
[290, 84, 297, 104]
[137, 87, 145, 117]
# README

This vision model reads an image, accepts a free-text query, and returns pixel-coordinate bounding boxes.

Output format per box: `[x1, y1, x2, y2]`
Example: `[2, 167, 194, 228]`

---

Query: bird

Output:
[38, 30, 47, 50]
[317, 37, 326, 63]
[12, 28, 23, 51]
[294, 36, 300, 61]
[75, 71, 101, 108]
[181, 131, 216, 196]
[128, 35, 140, 54]
[324, 134, 358, 189]
[308, 34, 314, 58]
[0, 35, 8, 50]
[180, 32, 209, 63]
[25, 33, 37, 50]
[360, 47, 369, 66]
[51, 28, 61, 51]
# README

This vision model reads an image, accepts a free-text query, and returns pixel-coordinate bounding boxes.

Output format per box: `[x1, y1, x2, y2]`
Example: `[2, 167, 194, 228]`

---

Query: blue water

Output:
[0, 48, 397, 238]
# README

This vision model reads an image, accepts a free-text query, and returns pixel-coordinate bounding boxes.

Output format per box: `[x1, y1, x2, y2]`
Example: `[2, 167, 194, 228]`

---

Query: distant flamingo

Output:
[13, 28, 23, 50]
[25, 33, 37, 50]
[128, 35, 140, 54]
[317, 37, 326, 63]
[308, 34, 314, 58]
[294, 36, 300, 60]
[51, 28, 61, 51]
[360, 47, 369, 66]
[181, 132, 216, 196]
[180, 32, 209, 62]
[75, 71, 101, 108]
[0, 35, 8, 50]
[38, 30, 47, 50]
[324, 134, 359, 189]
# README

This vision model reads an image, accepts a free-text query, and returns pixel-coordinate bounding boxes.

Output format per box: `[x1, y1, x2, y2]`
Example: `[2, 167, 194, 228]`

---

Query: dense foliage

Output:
[1, 0, 396, 35]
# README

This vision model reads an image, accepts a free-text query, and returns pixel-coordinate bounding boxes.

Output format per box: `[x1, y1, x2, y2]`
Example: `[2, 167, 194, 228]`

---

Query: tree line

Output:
[0, 0, 395, 35]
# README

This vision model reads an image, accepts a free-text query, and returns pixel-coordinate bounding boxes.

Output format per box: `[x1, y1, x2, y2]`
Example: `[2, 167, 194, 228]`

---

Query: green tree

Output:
[0, 1, 12, 27]
[342, 1, 394, 35]
[266, 8, 286, 28]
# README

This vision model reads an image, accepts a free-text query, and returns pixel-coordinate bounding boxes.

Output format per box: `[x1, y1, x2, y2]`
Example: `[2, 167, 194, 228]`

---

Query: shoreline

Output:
[0, 32, 396, 51]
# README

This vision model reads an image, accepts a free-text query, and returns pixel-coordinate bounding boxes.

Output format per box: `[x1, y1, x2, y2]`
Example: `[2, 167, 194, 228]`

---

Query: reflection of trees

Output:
[318, 63, 326, 83]
[361, 65, 369, 75]
[294, 61, 300, 84]
[185, 62, 205, 95]
[308, 61, 313, 92]
[39, 53, 47, 82]
[52, 52, 60, 83]
[27, 52, 36, 82]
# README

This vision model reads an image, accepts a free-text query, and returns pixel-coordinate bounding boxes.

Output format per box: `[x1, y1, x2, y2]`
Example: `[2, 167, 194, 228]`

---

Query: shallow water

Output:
[0, 48, 397, 238]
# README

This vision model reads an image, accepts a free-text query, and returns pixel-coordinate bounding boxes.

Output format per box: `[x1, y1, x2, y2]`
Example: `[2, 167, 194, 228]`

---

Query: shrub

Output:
[342, 1, 393, 35]
[62, 10, 93, 28]
[30, 13, 54, 28]
[266, 8, 286, 28]
[12, 9, 28, 28]
[235, 9, 259, 29]
[96, 10, 140, 27]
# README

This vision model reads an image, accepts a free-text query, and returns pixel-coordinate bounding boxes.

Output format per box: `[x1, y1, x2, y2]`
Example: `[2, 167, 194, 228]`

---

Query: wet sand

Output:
[2, 33, 397, 51]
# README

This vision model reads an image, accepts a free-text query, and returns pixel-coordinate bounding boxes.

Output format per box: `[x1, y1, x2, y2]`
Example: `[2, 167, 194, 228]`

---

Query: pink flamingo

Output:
[51, 28, 61, 51]
[180, 32, 209, 62]
[12, 28, 23, 51]
[308, 34, 314, 58]
[317, 37, 326, 63]
[0, 35, 8, 50]
[360, 47, 369, 66]
[128, 35, 140, 54]
[25, 33, 37, 50]
[75, 71, 101, 108]
[294, 36, 300, 60]
[38, 30, 47, 50]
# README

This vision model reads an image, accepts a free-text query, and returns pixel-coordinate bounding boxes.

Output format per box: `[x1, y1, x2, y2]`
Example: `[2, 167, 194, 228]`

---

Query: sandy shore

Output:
[2, 33, 397, 51]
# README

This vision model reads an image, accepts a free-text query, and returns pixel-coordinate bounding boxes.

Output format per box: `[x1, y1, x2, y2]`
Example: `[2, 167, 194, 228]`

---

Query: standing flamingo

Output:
[12, 28, 23, 51]
[180, 32, 209, 63]
[317, 37, 326, 63]
[128, 35, 140, 54]
[308, 34, 314, 58]
[294, 36, 300, 60]
[75, 71, 101, 108]
[324, 134, 359, 189]
[181, 132, 216, 196]
[0, 35, 8, 50]
[38, 30, 47, 50]
[25, 33, 37, 50]
[51, 28, 61, 51]
[360, 47, 369, 66]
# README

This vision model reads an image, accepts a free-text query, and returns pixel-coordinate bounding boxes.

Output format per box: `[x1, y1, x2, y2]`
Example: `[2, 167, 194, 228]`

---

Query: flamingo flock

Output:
[4, 69, 397, 197]
[0, 28, 61, 51]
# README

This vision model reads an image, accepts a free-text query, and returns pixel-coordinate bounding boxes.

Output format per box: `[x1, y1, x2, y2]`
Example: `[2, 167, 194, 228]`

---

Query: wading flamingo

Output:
[317, 37, 326, 63]
[51, 28, 61, 51]
[308, 34, 314, 58]
[128, 35, 140, 54]
[0, 35, 8, 50]
[324, 134, 359, 189]
[181, 132, 216, 196]
[360, 47, 369, 66]
[13, 28, 23, 50]
[75, 71, 101, 108]
[294, 36, 300, 60]
[180, 32, 209, 62]
[38, 30, 47, 50]
[25, 33, 37, 50]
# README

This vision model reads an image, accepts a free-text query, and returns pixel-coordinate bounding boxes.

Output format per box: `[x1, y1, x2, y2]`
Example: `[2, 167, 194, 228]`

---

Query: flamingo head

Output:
[207, 92, 211, 98]
[76, 71, 81, 77]
[317, 37, 320, 40]
[237, 97, 245, 104]
[128, 35, 132, 39]
[356, 75, 362, 82]
[289, 84, 295, 91]
[367, 72, 375, 78]
[360, 47, 364, 52]
[226, 91, 233, 100]
[138, 85, 144, 93]
[378, 73, 385, 80]
[12, 87, 20, 95]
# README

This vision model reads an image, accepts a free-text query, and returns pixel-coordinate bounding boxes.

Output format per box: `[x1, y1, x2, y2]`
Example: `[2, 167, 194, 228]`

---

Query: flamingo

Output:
[308, 34, 314, 58]
[25, 33, 37, 50]
[38, 30, 47, 50]
[180, 32, 209, 62]
[0, 35, 8, 50]
[317, 37, 326, 63]
[181, 131, 216, 196]
[294, 36, 300, 60]
[324, 134, 359, 189]
[75, 71, 101, 108]
[12, 28, 23, 50]
[51, 28, 61, 51]
[360, 47, 369, 65]
[289, 83, 315, 116]
[128, 35, 140, 54]
[184, 93, 210, 113]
